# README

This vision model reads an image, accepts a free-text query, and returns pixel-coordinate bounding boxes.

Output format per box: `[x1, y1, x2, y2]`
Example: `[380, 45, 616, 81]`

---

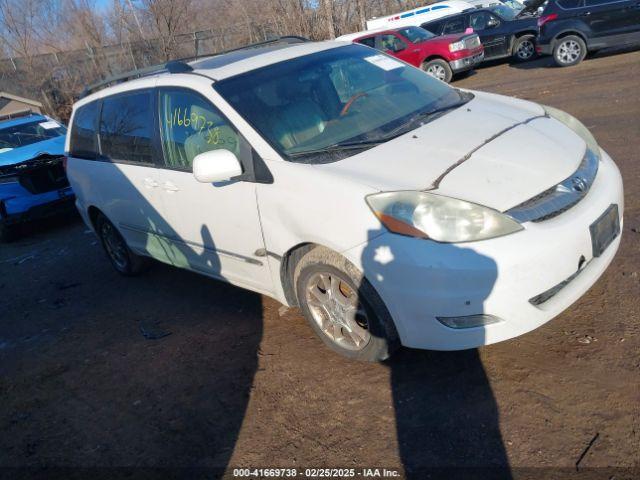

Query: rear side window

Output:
[356, 37, 376, 48]
[99, 90, 154, 164]
[442, 17, 467, 34]
[158, 88, 240, 171]
[380, 34, 407, 52]
[70, 102, 99, 159]
[422, 20, 444, 34]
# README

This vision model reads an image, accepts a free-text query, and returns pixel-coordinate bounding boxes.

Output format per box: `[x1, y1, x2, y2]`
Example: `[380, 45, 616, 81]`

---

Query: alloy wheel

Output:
[516, 40, 535, 60]
[304, 272, 371, 351]
[426, 64, 447, 81]
[557, 40, 581, 64]
[101, 222, 128, 270]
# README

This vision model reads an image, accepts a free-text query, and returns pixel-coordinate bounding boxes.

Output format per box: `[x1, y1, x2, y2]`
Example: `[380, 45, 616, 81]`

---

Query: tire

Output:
[293, 246, 399, 362]
[553, 35, 587, 67]
[95, 212, 147, 276]
[512, 34, 536, 62]
[422, 59, 453, 83]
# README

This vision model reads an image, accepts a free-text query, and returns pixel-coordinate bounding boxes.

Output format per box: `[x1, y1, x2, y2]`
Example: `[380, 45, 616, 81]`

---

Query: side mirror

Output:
[193, 149, 243, 183]
[487, 18, 500, 28]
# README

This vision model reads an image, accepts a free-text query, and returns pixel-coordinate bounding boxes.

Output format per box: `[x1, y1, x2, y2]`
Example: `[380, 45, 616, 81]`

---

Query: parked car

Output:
[336, 26, 484, 82]
[366, 0, 474, 30]
[67, 38, 623, 361]
[422, 4, 539, 61]
[0, 112, 74, 241]
[536, 0, 640, 67]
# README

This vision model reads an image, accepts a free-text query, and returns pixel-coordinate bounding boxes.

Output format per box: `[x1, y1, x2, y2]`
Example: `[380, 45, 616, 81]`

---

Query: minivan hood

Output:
[317, 91, 587, 212]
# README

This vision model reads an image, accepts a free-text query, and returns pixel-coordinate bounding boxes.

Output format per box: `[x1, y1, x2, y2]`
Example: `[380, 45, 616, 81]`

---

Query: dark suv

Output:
[537, 0, 640, 66]
[421, 5, 539, 62]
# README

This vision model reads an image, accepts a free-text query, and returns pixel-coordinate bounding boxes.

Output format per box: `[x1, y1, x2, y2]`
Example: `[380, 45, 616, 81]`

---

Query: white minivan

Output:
[365, 0, 474, 30]
[66, 38, 623, 361]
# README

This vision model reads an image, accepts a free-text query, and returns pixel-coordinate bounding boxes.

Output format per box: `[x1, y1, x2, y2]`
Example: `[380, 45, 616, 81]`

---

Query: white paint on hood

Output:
[316, 91, 587, 212]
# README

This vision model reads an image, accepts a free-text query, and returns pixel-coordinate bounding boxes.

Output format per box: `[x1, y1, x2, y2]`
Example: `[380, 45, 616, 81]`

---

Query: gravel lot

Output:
[1, 48, 639, 479]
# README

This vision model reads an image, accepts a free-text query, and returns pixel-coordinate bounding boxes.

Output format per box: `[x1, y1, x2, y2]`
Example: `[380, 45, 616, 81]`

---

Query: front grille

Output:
[506, 148, 599, 223]
[464, 35, 481, 50]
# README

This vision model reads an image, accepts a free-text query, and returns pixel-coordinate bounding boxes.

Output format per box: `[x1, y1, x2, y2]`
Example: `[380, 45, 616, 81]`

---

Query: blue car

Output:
[0, 113, 75, 241]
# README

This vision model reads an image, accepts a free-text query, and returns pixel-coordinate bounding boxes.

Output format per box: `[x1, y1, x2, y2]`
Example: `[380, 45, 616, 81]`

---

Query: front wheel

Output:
[513, 35, 536, 62]
[95, 213, 147, 276]
[553, 35, 587, 67]
[422, 59, 453, 83]
[294, 247, 399, 362]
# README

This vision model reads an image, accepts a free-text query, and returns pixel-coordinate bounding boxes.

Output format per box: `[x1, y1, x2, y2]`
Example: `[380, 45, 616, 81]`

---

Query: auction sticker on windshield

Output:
[39, 120, 61, 130]
[364, 54, 404, 71]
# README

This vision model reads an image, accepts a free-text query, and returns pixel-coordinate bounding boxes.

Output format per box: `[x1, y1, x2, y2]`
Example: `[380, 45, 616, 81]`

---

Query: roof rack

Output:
[214, 35, 310, 55]
[80, 35, 311, 99]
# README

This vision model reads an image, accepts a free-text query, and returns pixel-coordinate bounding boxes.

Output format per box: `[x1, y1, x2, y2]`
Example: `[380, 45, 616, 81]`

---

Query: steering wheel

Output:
[340, 92, 368, 117]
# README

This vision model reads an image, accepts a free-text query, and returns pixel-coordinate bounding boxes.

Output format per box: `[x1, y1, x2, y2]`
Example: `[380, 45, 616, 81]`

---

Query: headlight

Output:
[366, 191, 523, 243]
[448, 41, 465, 52]
[544, 105, 599, 155]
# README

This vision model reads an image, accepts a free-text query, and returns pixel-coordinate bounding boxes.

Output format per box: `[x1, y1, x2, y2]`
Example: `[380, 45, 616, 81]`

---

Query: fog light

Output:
[437, 314, 501, 329]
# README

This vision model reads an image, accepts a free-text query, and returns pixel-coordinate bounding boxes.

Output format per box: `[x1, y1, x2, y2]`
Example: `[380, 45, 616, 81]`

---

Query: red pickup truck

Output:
[337, 26, 484, 83]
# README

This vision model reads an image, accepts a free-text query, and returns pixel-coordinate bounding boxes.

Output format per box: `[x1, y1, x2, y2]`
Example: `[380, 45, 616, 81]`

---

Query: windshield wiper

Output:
[378, 100, 468, 140]
[288, 140, 384, 158]
[289, 95, 471, 159]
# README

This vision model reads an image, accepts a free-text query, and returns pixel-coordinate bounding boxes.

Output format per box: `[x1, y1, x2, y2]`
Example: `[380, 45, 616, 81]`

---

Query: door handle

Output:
[143, 178, 159, 188]
[163, 181, 180, 193]
[579, 10, 591, 15]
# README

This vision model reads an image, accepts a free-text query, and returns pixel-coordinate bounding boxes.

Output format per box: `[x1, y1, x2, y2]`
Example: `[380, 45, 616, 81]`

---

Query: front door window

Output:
[158, 88, 240, 171]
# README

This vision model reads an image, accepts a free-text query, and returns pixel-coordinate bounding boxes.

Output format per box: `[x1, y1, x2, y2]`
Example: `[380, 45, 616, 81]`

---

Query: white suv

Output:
[66, 37, 623, 361]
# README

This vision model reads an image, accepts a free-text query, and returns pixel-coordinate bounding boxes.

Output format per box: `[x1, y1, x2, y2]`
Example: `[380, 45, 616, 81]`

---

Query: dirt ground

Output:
[1, 48, 639, 480]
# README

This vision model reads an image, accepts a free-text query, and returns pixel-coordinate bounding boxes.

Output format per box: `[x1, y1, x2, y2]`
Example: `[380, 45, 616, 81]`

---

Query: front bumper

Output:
[450, 51, 485, 73]
[344, 148, 623, 350]
[0, 186, 75, 226]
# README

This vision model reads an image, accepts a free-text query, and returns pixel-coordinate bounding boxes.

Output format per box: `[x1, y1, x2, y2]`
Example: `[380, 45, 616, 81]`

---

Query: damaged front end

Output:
[0, 154, 75, 233]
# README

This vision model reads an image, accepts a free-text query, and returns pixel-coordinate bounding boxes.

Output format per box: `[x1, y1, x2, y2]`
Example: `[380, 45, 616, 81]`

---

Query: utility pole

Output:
[125, 0, 146, 40]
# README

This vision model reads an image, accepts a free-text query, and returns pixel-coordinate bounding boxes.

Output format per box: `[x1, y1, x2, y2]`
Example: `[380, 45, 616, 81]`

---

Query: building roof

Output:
[0, 92, 43, 108]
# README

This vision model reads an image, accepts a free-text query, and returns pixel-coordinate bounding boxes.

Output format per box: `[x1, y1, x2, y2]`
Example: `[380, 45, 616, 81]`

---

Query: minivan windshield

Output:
[215, 45, 470, 163]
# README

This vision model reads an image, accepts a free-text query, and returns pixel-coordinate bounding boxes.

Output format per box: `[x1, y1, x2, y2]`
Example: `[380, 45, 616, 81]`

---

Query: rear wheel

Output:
[422, 59, 453, 83]
[553, 35, 587, 67]
[513, 35, 536, 62]
[95, 212, 146, 276]
[294, 247, 399, 362]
